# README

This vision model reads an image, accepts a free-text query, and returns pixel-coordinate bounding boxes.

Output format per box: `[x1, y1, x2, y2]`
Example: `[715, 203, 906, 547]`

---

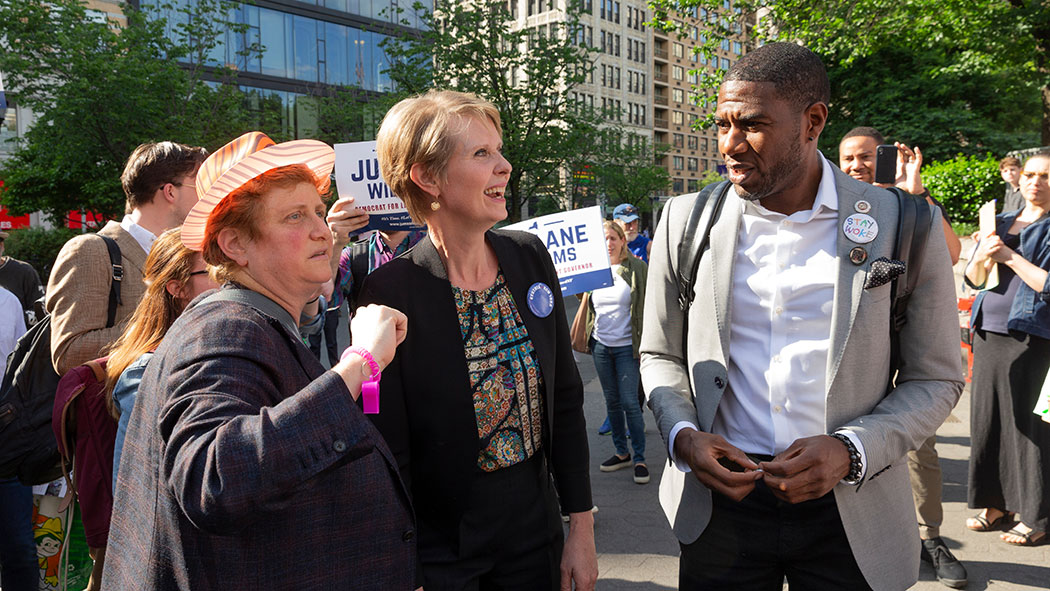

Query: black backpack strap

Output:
[348, 239, 371, 311]
[98, 235, 123, 328]
[677, 181, 731, 312]
[887, 187, 932, 373]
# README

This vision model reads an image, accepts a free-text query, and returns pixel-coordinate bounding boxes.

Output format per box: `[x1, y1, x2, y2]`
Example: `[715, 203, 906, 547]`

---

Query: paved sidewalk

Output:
[566, 290, 1049, 590]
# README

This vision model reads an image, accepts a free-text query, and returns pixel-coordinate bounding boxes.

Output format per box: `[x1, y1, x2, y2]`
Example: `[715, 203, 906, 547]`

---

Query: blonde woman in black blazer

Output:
[357, 90, 597, 590]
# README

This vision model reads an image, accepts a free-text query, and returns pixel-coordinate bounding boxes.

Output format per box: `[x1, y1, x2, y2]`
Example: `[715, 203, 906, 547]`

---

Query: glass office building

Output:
[135, 0, 429, 138]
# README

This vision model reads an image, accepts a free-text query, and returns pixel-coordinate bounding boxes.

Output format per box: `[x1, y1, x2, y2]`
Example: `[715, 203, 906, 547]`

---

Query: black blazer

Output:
[359, 229, 593, 542]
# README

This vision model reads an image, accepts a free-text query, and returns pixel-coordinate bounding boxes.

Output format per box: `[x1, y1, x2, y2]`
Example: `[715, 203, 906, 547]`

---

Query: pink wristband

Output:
[341, 346, 381, 414]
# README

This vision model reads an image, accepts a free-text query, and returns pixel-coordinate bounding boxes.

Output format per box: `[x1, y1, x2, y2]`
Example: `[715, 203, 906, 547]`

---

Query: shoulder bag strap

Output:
[98, 235, 123, 328]
[677, 180, 731, 312]
[201, 288, 301, 341]
[888, 187, 932, 374]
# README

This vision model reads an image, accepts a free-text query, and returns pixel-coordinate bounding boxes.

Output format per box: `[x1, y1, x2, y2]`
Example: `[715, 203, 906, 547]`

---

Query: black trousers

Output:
[680, 480, 872, 591]
[419, 455, 564, 591]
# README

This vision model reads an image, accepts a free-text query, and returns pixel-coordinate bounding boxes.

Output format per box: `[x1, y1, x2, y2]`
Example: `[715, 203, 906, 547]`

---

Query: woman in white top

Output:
[584, 221, 649, 483]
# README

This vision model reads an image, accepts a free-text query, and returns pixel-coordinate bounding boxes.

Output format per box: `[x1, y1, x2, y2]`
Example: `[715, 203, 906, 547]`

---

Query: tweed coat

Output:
[46, 221, 147, 375]
[358, 230, 592, 554]
[102, 288, 416, 590]
[641, 165, 964, 591]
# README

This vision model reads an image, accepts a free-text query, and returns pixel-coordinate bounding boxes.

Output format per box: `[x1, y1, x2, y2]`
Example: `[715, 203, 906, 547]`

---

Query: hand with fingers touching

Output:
[327, 196, 370, 248]
[673, 428, 764, 502]
[759, 435, 851, 504]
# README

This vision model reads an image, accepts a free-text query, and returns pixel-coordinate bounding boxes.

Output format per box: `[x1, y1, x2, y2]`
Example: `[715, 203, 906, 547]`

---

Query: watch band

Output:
[342, 346, 381, 414]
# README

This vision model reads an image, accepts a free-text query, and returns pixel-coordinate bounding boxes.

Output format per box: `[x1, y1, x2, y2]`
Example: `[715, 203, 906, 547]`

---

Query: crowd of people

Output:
[0, 41, 1047, 591]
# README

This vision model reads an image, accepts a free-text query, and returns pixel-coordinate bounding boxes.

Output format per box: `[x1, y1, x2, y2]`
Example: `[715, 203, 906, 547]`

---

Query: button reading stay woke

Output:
[842, 213, 878, 244]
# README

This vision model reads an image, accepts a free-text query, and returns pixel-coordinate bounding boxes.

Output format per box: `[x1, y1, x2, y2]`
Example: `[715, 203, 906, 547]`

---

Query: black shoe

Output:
[599, 454, 632, 472]
[633, 464, 650, 484]
[921, 537, 968, 589]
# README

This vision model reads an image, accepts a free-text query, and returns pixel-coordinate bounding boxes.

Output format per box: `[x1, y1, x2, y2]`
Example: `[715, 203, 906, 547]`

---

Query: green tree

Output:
[749, 0, 1046, 152]
[0, 0, 273, 224]
[648, 0, 1046, 158]
[379, 0, 602, 222]
[592, 132, 671, 209]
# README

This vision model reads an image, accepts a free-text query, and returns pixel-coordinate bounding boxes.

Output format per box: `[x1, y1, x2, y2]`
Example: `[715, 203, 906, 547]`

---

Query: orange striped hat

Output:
[181, 131, 335, 251]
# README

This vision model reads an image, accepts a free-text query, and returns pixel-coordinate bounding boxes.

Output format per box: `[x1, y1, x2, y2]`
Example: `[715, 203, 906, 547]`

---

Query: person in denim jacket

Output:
[964, 153, 1050, 546]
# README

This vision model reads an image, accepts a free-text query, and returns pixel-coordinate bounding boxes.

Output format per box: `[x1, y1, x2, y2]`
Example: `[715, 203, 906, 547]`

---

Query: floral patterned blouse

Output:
[452, 271, 545, 472]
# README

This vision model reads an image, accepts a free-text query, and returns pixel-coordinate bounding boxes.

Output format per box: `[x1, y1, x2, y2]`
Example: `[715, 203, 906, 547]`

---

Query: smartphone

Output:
[874, 144, 897, 184]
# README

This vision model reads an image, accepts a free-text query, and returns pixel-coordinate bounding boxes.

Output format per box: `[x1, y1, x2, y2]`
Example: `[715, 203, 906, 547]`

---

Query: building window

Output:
[687, 157, 698, 171]
[673, 178, 685, 193]
[672, 88, 685, 103]
[687, 135, 698, 150]
[672, 110, 684, 125]
[674, 43, 684, 58]
[673, 156, 684, 170]
[673, 133, 684, 148]
[688, 179, 699, 192]
[672, 65, 684, 81]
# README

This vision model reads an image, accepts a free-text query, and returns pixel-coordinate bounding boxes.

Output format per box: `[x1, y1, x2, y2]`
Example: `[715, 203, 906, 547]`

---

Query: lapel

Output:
[488, 232, 558, 431]
[709, 194, 743, 368]
[406, 235, 482, 449]
[825, 167, 896, 389]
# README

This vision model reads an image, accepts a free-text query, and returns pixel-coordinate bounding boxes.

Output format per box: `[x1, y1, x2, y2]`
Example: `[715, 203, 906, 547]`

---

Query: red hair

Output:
[201, 164, 329, 281]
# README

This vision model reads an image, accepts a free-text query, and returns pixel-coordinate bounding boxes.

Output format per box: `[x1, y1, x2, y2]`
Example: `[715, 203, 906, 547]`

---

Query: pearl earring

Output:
[430, 201, 441, 211]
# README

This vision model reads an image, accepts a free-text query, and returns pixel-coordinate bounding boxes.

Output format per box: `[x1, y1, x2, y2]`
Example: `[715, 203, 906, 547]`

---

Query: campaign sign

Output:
[333, 141, 423, 232]
[505, 206, 612, 297]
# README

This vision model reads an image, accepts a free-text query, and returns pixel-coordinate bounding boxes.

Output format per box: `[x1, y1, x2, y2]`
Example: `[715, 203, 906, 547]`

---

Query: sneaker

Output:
[598, 417, 611, 436]
[920, 537, 968, 589]
[599, 454, 632, 472]
[561, 505, 598, 523]
[633, 464, 650, 484]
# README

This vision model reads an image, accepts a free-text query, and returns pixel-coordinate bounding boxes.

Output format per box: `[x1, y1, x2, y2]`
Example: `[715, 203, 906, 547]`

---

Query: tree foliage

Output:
[922, 153, 1002, 225]
[649, 0, 1047, 160]
[0, 0, 276, 224]
[592, 133, 671, 209]
[378, 0, 604, 221]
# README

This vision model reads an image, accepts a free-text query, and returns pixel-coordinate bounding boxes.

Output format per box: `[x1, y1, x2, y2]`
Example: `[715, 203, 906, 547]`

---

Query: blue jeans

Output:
[0, 477, 38, 591]
[591, 339, 645, 464]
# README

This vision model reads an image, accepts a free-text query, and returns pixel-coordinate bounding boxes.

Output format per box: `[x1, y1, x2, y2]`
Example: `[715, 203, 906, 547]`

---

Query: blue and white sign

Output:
[333, 141, 423, 232]
[506, 206, 612, 297]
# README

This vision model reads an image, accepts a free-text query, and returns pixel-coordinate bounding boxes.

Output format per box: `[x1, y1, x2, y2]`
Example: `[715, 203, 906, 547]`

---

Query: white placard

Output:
[505, 206, 612, 296]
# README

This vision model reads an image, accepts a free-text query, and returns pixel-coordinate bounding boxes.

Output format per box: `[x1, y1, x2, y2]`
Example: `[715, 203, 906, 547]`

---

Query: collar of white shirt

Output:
[120, 215, 157, 254]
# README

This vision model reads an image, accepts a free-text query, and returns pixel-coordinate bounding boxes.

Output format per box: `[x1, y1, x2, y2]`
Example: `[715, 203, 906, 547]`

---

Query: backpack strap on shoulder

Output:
[677, 180, 731, 312]
[98, 235, 123, 328]
[887, 187, 932, 374]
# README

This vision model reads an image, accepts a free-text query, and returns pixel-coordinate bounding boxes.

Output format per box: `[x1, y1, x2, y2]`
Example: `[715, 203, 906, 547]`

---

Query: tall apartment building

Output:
[653, 1, 747, 195]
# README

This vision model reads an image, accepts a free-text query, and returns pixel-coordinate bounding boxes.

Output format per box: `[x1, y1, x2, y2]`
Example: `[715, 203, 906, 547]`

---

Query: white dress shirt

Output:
[1, 286, 27, 374]
[120, 215, 157, 254]
[671, 156, 867, 478]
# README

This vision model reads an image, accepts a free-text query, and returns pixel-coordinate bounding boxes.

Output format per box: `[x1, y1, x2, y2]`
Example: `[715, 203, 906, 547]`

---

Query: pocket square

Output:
[864, 257, 906, 289]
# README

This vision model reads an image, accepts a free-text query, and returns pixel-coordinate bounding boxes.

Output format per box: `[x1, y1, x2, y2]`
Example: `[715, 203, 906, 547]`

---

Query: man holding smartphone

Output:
[839, 127, 967, 589]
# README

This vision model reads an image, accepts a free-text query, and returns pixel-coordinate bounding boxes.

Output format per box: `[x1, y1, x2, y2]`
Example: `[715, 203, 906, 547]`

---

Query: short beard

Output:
[732, 128, 803, 203]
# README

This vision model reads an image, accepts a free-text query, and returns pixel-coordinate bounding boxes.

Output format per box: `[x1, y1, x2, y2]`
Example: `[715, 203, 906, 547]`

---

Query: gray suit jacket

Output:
[640, 165, 964, 591]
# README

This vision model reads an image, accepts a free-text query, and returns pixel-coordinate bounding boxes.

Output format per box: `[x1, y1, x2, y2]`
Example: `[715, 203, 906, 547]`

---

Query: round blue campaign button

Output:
[527, 282, 554, 318]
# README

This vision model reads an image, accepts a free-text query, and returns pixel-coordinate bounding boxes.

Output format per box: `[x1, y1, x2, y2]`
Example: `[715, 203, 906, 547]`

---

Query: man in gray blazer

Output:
[640, 43, 963, 591]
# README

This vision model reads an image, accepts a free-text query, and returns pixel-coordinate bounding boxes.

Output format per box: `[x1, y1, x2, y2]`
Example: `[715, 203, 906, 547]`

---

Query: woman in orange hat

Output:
[102, 132, 416, 590]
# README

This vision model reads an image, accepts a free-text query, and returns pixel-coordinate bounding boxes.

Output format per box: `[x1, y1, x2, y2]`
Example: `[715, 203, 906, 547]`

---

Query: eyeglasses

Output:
[189, 270, 209, 277]
[172, 182, 196, 190]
